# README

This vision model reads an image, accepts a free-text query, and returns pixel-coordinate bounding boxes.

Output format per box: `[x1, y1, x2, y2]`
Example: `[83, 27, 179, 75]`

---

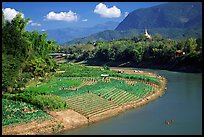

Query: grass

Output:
[54, 63, 117, 77]
[25, 77, 83, 93]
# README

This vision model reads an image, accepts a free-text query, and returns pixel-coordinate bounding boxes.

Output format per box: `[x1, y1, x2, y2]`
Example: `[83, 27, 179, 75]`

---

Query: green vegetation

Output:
[66, 93, 118, 118]
[2, 61, 162, 126]
[61, 34, 202, 72]
[2, 11, 165, 129]
[3, 90, 68, 111]
[54, 63, 117, 77]
[2, 99, 51, 126]
[2, 12, 60, 93]
[26, 77, 82, 93]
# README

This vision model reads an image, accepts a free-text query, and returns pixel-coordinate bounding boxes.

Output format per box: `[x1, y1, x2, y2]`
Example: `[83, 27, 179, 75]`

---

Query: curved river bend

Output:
[58, 68, 202, 135]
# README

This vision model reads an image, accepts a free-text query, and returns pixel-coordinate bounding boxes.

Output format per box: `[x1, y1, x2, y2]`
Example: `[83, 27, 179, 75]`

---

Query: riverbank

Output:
[2, 68, 167, 135]
[84, 59, 202, 73]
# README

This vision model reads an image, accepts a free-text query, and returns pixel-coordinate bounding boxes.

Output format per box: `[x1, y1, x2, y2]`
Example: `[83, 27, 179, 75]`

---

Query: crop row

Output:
[66, 93, 118, 118]
[91, 88, 139, 105]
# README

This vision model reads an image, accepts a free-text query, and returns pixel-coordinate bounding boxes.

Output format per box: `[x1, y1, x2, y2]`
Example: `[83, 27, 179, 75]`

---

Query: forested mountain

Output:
[44, 21, 118, 44]
[116, 2, 202, 30]
[63, 2, 202, 46]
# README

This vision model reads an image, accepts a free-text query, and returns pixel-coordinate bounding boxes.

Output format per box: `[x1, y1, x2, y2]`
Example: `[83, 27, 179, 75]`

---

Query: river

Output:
[58, 68, 202, 135]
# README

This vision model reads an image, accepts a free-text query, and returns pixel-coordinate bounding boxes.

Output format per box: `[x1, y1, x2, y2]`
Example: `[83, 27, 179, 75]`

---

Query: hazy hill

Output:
[62, 29, 140, 46]
[43, 21, 119, 44]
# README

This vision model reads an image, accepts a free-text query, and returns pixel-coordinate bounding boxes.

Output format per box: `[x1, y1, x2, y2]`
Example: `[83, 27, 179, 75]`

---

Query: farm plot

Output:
[2, 99, 51, 126]
[66, 93, 118, 118]
[25, 77, 83, 93]
[62, 77, 100, 90]
[92, 87, 139, 105]
[128, 81, 156, 98]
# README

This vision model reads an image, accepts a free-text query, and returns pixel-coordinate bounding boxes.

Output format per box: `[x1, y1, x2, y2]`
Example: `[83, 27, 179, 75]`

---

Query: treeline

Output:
[60, 34, 202, 72]
[2, 12, 60, 92]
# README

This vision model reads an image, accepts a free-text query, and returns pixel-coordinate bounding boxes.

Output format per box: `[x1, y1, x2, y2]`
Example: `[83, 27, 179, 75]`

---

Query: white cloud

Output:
[27, 20, 41, 26]
[30, 22, 41, 26]
[94, 3, 121, 18]
[82, 19, 88, 22]
[45, 10, 78, 22]
[2, 8, 24, 22]
[41, 29, 46, 31]
[124, 12, 129, 17]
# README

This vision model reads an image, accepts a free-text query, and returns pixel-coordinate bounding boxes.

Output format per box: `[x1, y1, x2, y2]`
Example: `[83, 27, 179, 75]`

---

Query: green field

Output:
[2, 63, 162, 126]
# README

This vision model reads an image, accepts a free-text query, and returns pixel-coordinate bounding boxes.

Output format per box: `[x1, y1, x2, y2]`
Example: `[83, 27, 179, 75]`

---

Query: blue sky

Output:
[2, 2, 166, 31]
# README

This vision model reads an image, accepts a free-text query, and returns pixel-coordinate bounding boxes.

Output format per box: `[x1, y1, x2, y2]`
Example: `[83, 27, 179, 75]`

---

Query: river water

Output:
[59, 68, 202, 135]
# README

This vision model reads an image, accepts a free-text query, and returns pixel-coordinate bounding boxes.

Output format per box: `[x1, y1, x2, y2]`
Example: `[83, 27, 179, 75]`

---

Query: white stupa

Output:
[144, 28, 152, 39]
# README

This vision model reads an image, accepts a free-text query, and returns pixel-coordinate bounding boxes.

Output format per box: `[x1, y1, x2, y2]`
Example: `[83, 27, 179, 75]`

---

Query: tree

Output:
[2, 11, 59, 92]
[2, 13, 30, 91]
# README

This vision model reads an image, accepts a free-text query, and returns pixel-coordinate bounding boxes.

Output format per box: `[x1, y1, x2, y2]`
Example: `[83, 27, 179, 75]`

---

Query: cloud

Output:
[94, 3, 121, 18]
[82, 19, 88, 22]
[41, 29, 46, 31]
[28, 20, 32, 24]
[27, 20, 41, 26]
[30, 22, 41, 26]
[45, 10, 78, 22]
[124, 12, 129, 17]
[2, 8, 24, 22]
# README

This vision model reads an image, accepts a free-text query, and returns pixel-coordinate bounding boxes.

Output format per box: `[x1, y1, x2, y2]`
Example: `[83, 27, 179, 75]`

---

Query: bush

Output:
[2, 91, 67, 111]
[32, 94, 68, 110]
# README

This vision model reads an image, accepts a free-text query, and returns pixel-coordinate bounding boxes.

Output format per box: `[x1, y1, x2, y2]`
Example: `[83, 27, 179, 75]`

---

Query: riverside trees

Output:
[62, 34, 202, 72]
[2, 12, 60, 92]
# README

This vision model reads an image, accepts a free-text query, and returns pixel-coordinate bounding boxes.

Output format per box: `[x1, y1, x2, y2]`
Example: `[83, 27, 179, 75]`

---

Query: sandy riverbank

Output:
[2, 68, 167, 135]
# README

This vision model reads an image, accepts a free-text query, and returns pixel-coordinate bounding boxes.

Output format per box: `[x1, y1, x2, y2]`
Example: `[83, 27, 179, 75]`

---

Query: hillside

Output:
[62, 29, 139, 46]
[116, 2, 202, 30]
[63, 2, 202, 46]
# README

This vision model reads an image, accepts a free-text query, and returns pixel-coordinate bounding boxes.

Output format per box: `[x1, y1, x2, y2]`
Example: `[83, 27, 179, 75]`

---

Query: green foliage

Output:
[62, 34, 202, 72]
[32, 94, 68, 110]
[2, 99, 51, 126]
[3, 90, 68, 111]
[2, 11, 59, 92]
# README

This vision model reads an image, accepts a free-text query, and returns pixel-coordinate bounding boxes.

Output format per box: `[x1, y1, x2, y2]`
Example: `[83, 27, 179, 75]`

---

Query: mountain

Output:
[63, 2, 202, 46]
[116, 2, 202, 30]
[43, 21, 119, 44]
[62, 29, 140, 46]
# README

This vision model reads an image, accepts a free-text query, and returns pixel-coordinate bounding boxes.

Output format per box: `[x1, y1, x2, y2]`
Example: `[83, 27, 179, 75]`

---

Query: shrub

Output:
[2, 91, 67, 111]
[32, 94, 68, 110]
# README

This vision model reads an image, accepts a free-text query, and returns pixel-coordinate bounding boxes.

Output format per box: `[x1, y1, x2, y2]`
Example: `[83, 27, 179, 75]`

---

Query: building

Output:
[144, 29, 152, 39]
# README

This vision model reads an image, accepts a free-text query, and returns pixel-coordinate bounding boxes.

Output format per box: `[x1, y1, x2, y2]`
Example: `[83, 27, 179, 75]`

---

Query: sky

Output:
[2, 2, 167, 31]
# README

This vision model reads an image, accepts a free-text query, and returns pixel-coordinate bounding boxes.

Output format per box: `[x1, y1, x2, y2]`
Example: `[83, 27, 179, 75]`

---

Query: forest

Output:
[61, 33, 202, 72]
